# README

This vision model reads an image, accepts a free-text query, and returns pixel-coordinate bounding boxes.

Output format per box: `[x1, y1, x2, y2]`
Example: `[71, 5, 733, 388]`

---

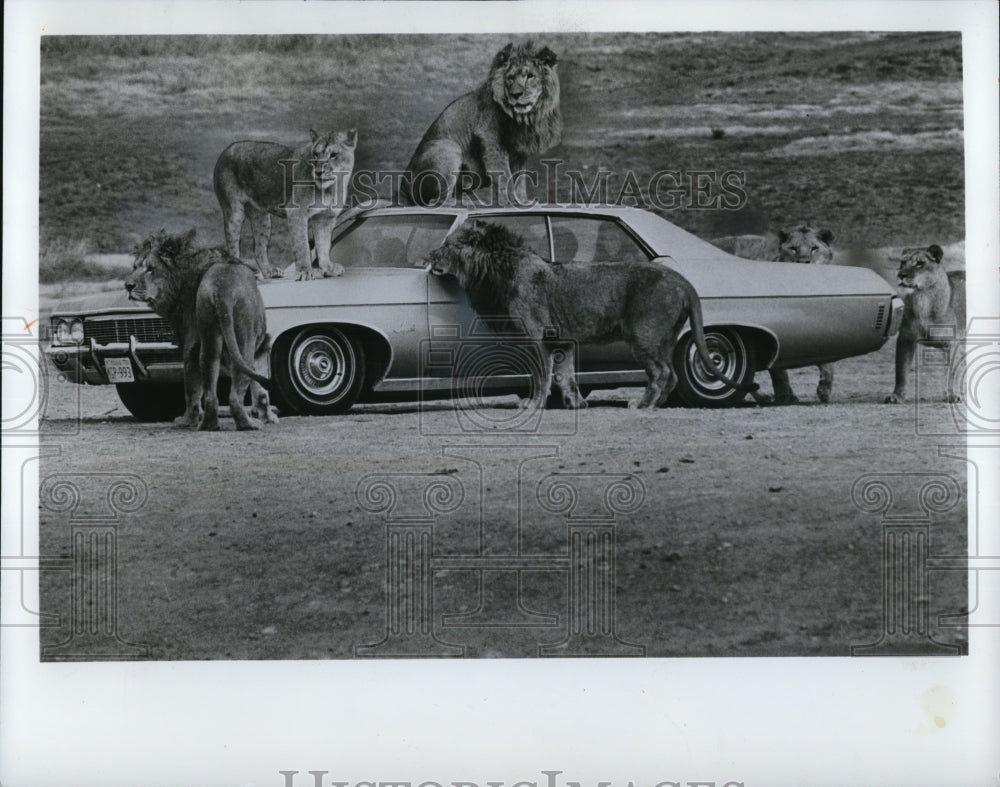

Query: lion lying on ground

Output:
[399, 42, 561, 207]
[425, 221, 758, 409]
[712, 225, 836, 404]
[213, 128, 357, 280]
[125, 229, 278, 430]
[885, 244, 966, 404]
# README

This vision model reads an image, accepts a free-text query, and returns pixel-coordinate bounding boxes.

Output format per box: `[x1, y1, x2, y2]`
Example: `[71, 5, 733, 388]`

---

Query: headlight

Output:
[52, 318, 84, 346]
[53, 319, 71, 345]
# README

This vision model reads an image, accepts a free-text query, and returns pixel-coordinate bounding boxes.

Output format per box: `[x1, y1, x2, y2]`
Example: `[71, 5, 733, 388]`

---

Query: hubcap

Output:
[292, 335, 351, 400]
[688, 333, 743, 394]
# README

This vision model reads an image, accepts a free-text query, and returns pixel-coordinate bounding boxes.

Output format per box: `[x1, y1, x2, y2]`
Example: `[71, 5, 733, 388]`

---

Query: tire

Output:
[272, 326, 366, 416]
[115, 382, 186, 422]
[673, 327, 755, 408]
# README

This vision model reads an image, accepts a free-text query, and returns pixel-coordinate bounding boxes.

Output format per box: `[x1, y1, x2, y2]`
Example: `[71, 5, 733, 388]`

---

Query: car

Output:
[46, 204, 904, 420]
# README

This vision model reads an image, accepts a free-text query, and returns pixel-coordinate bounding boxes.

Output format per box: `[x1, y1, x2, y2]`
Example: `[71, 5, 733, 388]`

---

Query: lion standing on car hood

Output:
[425, 221, 758, 410]
[400, 41, 562, 207]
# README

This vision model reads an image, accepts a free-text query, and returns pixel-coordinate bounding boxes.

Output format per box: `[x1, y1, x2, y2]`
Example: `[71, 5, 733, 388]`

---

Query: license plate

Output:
[104, 357, 135, 383]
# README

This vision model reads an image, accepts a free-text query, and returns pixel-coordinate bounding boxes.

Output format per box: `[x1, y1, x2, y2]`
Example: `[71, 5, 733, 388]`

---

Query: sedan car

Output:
[46, 204, 904, 420]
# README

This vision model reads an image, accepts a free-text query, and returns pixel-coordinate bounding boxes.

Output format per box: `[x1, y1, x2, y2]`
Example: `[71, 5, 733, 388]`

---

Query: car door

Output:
[425, 213, 552, 389]
[546, 215, 653, 370]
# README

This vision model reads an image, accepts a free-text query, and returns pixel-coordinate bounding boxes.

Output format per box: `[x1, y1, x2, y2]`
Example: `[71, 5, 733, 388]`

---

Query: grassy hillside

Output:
[39, 32, 963, 268]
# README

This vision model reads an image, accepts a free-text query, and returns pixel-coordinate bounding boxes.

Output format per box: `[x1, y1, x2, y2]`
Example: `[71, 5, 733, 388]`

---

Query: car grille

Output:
[84, 317, 176, 345]
[872, 304, 887, 333]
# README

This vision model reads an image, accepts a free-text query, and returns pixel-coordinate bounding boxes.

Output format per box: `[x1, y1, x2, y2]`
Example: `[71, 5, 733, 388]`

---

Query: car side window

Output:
[550, 217, 650, 264]
[330, 214, 455, 268]
[477, 215, 551, 259]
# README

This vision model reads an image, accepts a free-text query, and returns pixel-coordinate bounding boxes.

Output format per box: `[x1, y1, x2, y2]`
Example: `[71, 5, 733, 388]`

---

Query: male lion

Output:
[885, 244, 966, 404]
[713, 225, 835, 403]
[213, 128, 357, 280]
[124, 229, 278, 431]
[424, 221, 758, 410]
[399, 42, 561, 207]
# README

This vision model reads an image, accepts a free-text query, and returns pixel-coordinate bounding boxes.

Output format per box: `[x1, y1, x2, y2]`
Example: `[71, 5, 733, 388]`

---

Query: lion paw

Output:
[945, 393, 963, 404]
[884, 393, 906, 404]
[237, 417, 264, 431]
[198, 419, 222, 431]
[173, 413, 202, 427]
[254, 406, 279, 424]
[322, 263, 345, 278]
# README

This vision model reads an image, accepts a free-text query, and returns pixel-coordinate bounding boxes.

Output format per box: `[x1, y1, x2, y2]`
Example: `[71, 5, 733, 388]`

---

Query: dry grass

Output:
[39, 32, 963, 258]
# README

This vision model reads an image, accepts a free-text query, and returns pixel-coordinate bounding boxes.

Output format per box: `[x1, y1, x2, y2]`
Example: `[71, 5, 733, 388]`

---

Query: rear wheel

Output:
[115, 382, 185, 422]
[272, 326, 366, 415]
[673, 328, 755, 408]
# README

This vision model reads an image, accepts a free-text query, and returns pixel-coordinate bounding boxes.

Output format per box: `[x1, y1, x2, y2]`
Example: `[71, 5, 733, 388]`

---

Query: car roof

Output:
[343, 202, 652, 219]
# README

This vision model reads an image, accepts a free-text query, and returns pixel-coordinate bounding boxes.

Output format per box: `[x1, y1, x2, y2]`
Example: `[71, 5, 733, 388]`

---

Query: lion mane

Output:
[125, 229, 277, 430]
[400, 42, 562, 207]
[425, 221, 757, 409]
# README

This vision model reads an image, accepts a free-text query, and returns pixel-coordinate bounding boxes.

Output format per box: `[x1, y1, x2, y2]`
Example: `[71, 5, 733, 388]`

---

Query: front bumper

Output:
[46, 336, 183, 385]
[886, 295, 905, 338]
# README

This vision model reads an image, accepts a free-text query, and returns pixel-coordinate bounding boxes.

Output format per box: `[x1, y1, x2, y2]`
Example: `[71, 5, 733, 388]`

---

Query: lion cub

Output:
[213, 128, 357, 280]
[885, 245, 966, 404]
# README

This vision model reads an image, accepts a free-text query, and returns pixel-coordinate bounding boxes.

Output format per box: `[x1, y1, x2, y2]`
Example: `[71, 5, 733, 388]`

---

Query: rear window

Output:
[329, 214, 457, 269]
[549, 216, 650, 264]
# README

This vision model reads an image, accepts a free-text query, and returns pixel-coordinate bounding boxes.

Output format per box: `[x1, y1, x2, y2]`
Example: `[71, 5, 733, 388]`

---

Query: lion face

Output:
[777, 226, 834, 264]
[308, 128, 357, 188]
[424, 234, 468, 278]
[490, 42, 559, 125]
[125, 229, 194, 314]
[896, 245, 944, 290]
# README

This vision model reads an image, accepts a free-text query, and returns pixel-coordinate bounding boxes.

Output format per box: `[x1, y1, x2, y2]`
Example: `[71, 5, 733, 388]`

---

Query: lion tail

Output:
[684, 283, 759, 394]
[213, 295, 271, 389]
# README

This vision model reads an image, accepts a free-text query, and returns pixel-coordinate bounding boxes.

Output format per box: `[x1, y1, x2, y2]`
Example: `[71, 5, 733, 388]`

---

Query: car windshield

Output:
[329, 214, 457, 269]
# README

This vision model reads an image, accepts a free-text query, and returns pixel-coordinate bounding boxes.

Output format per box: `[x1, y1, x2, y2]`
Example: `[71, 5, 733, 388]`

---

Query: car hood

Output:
[664, 256, 895, 298]
[51, 287, 152, 317]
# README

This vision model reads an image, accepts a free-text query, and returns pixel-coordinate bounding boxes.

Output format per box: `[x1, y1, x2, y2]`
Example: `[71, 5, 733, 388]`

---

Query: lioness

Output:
[125, 229, 278, 431]
[399, 42, 561, 207]
[885, 244, 966, 404]
[424, 221, 758, 410]
[213, 128, 357, 280]
[714, 225, 836, 403]
[769, 226, 836, 403]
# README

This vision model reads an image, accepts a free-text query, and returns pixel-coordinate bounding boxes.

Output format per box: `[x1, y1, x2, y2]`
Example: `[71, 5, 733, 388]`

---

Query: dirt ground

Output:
[37, 340, 969, 660]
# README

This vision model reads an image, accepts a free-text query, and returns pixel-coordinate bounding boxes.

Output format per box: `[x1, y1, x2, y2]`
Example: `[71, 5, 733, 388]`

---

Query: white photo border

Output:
[3, 2, 998, 786]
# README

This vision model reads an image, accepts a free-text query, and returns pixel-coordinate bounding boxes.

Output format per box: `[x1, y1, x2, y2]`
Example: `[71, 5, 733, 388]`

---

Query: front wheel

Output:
[673, 328, 755, 408]
[272, 327, 366, 416]
[115, 382, 185, 422]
